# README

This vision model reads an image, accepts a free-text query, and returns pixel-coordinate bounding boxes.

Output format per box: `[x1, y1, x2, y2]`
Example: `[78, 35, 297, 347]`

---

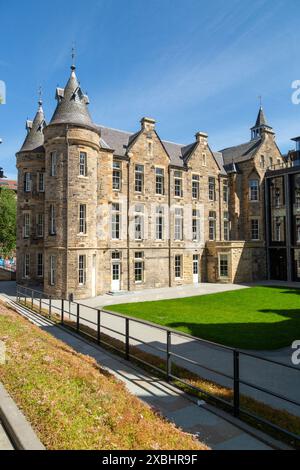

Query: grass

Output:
[0, 301, 206, 450]
[107, 286, 300, 350]
[18, 298, 300, 448]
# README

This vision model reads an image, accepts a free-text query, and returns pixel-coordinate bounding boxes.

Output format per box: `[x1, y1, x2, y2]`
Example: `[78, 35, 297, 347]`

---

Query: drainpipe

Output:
[65, 126, 69, 299]
[168, 166, 172, 287]
[127, 160, 130, 291]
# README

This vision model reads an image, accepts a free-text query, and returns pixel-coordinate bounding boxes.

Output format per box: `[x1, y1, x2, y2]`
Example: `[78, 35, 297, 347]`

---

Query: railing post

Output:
[49, 296, 52, 319]
[24, 288, 27, 306]
[97, 310, 101, 344]
[39, 293, 42, 314]
[233, 350, 240, 418]
[166, 331, 171, 381]
[31, 290, 34, 309]
[61, 299, 64, 325]
[76, 304, 80, 332]
[125, 318, 130, 360]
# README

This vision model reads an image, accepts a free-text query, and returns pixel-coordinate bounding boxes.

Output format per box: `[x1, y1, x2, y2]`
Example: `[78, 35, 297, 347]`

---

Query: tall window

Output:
[49, 205, 56, 235]
[249, 180, 259, 201]
[223, 211, 230, 241]
[174, 171, 183, 197]
[112, 161, 121, 191]
[24, 172, 31, 192]
[192, 174, 200, 199]
[260, 155, 265, 169]
[79, 152, 87, 176]
[223, 179, 229, 203]
[219, 254, 229, 278]
[192, 209, 200, 242]
[79, 204, 87, 234]
[269, 157, 273, 168]
[174, 207, 183, 241]
[135, 164, 144, 193]
[209, 211, 216, 240]
[155, 168, 164, 195]
[156, 206, 164, 240]
[36, 213, 44, 238]
[78, 255, 86, 285]
[208, 177, 215, 201]
[37, 253, 43, 277]
[50, 152, 57, 176]
[111, 203, 120, 239]
[202, 153, 206, 166]
[38, 173, 45, 192]
[134, 252, 144, 283]
[23, 253, 30, 278]
[49, 255, 56, 285]
[174, 255, 182, 279]
[251, 219, 259, 240]
[23, 213, 30, 238]
[134, 205, 144, 240]
[295, 190, 300, 209]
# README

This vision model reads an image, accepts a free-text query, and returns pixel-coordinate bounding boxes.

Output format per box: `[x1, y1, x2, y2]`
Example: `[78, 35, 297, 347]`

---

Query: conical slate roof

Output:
[49, 65, 96, 129]
[254, 106, 267, 127]
[19, 100, 46, 152]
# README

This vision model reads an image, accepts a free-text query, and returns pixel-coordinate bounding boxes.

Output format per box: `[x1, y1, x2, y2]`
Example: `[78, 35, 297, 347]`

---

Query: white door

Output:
[91, 254, 96, 297]
[111, 263, 121, 291]
[193, 255, 199, 283]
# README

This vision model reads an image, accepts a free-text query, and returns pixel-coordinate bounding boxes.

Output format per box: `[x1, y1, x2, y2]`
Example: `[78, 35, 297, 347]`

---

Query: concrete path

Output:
[0, 421, 13, 450]
[4, 299, 278, 450]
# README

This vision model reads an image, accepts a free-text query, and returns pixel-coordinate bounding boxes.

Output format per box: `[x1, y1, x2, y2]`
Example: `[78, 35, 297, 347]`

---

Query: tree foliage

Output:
[0, 188, 17, 256]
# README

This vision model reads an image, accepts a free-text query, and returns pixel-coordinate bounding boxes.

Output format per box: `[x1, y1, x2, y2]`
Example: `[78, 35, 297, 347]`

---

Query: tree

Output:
[0, 188, 16, 256]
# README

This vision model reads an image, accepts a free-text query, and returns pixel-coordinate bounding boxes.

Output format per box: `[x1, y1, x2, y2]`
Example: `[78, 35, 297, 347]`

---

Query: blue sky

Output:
[1, 0, 300, 179]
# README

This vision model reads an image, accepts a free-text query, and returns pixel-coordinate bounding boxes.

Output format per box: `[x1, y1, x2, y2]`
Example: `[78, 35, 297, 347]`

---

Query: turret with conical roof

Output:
[49, 64, 96, 131]
[18, 98, 46, 153]
[250, 106, 274, 140]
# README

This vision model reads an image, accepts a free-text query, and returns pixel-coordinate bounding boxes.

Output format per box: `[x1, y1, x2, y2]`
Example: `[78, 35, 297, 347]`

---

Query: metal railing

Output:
[15, 284, 300, 445]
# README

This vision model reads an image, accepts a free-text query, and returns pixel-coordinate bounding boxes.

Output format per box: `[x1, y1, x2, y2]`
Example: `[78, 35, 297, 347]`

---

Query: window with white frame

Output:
[209, 211, 216, 240]
[251, 218, 259, 240]
[155, 168, 164, 195]
[50, 152, 57, 176]
[208, 177, 215, 201]
[37, 253, 43, 277]
[174, 207, 183, 240]
[135, 164, 144, 193]
[223, 211, 230, 241]
[111, 203, 121, 239]
[78, 255, 86, 285]
[79, 204, 87, 234]
[174, 171, 183, 197]
[192, 209, 200, 242]
[38, 172, 45, 192]
[23, 253, 30, 278]
[49, 204, 56, 235]
[23, 213, 30, 238]
[24, 172, 31, 192]
[174, 255, 182, 279]
[219, 254, 229, 278]
[192, 174, 200, 199]
[79, 152, 87, 176]
[36, 213, 44, 238]
[134, 252, 144, 283]
[223, 179, 229, 203]
[134, 205, 144, 240]
[49, 255, 56, 285]
[249, 180, 259, 201]
[112, 161, 121, 191]
[155, 206, 164, 240]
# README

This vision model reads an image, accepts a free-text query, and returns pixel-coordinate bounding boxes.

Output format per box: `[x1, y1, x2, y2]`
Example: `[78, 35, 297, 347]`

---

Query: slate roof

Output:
[49, 66, 97, 130]
[18, 101, 46, 153]
[213, 151, 227, 175]
[220, 138, 262, 165]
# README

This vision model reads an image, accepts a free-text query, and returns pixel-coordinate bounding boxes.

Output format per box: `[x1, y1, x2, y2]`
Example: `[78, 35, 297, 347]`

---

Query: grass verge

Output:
[0, 301, 206, 450]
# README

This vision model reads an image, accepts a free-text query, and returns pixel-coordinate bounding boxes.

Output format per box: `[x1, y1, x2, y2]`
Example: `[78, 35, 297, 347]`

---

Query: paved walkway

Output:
[5, 299, 277, 450]
[0, 421, 13, 450]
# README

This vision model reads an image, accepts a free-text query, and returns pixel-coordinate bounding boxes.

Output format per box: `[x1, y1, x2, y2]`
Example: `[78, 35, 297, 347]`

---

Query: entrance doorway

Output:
[111, 262, 121, 291]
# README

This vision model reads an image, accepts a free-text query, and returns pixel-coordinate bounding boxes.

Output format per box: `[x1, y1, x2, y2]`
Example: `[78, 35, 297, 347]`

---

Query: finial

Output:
[38, 85, 43, 107]
[71, 43, 76, 71]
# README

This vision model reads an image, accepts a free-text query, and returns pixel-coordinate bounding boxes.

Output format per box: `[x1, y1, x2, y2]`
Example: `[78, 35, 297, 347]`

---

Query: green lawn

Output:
[107, 286, 300, 350]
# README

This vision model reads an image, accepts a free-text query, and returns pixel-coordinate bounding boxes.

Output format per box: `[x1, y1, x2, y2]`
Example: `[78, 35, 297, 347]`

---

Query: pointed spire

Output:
[250, 104, 273, 141]
[254, 106, 267, 127]
[49, 57, 95, 129]
[19, 93, 46, 152]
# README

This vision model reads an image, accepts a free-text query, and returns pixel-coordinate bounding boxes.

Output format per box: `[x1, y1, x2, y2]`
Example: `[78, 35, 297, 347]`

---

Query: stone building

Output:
[16, 64, 284, 299]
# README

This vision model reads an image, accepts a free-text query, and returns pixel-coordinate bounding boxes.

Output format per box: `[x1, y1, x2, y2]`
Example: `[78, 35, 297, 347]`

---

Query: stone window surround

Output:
[174, 254, 183, 279]
[78, 254, 87, 286]
[192, 173, 200, 200]
[23, 253, 30, 279]
[36, 252, 44, 278]
[23, 211, 30, 239]
[134, 251, 144, 284]
[250, 217, 260, 241]
[218, 252, 230, 279]
[155, 166, 165, 196]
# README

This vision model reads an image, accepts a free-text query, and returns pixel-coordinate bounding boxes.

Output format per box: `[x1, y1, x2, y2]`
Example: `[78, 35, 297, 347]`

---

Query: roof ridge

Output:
[98, 124, 134, 135]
